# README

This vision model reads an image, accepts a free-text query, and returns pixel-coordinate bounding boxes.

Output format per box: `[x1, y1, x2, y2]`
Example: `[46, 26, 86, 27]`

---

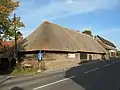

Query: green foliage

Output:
[0, 0, 19, 35]
[0, 0, 24, 41]
[11, 66, 38, 75]
[82, 30, 93, 37]
[117, 51, 120, 57]
[0, 44, 10, 53]
[2, 15, 25, 40]
[0, 0, 19, 20]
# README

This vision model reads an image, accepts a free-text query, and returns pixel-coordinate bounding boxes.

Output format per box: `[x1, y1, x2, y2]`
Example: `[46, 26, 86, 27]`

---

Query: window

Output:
[80, 53, 87, 59]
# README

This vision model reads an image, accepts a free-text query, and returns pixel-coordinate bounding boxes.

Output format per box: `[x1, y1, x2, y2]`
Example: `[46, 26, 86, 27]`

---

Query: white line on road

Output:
[111, 61, 118, 65]
[103, 64, 110, 67]
[103, 61, 119, 67]
[84, 68, 99, 74]
[33, 76, 75, 90]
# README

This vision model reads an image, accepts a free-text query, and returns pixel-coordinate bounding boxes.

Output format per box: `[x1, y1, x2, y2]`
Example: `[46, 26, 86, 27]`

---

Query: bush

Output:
[117, 51, 120, 57]
[11, 66, 38, 75]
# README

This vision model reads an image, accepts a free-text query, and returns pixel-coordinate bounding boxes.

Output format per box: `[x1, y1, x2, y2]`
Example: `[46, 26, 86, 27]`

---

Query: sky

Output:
[16, 0, 120, 50]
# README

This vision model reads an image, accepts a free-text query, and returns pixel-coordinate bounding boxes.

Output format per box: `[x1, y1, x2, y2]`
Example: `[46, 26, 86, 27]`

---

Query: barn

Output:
[18, 21, 108, 70]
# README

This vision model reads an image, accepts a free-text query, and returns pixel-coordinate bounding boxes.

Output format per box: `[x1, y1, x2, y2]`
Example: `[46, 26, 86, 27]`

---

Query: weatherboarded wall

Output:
[44, 53, 102, 69]
[44, 53, 80, 69]
[21, 52, 103, 70]
[87, 54, 102, 60]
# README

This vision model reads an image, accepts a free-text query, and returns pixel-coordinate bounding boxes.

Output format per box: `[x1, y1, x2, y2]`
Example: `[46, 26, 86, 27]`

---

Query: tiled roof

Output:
[0, 40, 22, 49]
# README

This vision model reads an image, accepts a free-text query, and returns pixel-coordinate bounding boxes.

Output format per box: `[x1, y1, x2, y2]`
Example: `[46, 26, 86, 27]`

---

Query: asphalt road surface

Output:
[0, 59, 120, 90]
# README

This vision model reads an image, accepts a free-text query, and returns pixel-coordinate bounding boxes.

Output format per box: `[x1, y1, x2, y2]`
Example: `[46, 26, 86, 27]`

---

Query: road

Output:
[0, 59, 120, 90]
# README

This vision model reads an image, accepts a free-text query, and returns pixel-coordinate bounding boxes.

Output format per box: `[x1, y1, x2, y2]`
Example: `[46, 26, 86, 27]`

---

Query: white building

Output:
[95, 35, 117, 58]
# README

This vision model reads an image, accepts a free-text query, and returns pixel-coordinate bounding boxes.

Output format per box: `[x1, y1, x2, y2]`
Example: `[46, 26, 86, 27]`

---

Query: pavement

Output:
[0, 59, 120, 90]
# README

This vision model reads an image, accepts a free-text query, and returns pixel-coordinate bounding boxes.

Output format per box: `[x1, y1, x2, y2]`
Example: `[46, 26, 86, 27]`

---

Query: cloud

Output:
[18, 0, 119, 21]
[97, 29, 120, 35]
[18, 0, 119, 38]
[66, 0, 73, 4]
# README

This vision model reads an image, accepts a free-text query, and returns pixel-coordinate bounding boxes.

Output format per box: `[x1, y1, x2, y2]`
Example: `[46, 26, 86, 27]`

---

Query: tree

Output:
[82, 30, 93, 37]
[2, 14, 25, 40]
[0, 0, 19, 17]
[0, 0, 18, 37]
[0, 0, 24, 61]
[0, 0, 24, 41]
[117, 51, 120, 57]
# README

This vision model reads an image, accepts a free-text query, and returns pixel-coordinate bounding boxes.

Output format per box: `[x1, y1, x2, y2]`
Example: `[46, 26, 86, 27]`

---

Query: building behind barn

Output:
[95, 35, 117, 58]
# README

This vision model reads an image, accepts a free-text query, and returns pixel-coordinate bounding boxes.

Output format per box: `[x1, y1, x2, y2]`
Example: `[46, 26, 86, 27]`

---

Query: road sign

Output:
[37, 50, 43, 61]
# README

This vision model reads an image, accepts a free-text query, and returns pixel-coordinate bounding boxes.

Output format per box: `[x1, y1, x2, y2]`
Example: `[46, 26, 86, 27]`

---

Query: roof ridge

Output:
[97, 35, 116, 48]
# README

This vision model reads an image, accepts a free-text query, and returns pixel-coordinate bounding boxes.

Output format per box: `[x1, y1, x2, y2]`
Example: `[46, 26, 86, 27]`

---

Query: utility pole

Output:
[14, 13, 17, 61]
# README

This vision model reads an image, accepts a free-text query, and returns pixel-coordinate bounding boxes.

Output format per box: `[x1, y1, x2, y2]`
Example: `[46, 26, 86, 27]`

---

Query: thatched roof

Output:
[97, 35, 116, 48]
[95, 36, 116, 50]
[20, 21, 106, 54]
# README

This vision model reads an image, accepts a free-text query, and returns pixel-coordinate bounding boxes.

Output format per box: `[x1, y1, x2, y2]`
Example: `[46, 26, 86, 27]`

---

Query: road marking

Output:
[33, 76, 75, 90]
[111, 61, 118, 64]
[103, 64, 110, 67]
[103, 61, 119, 67]
[84, 68, 99, 74]
[6, 76, 16, 79]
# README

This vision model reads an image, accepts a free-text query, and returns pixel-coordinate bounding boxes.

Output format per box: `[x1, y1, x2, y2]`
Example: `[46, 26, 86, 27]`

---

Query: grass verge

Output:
[10, 67, 39, 76]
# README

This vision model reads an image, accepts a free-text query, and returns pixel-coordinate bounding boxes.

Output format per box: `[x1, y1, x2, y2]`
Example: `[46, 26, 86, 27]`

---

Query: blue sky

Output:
[17, 0, 120, 50]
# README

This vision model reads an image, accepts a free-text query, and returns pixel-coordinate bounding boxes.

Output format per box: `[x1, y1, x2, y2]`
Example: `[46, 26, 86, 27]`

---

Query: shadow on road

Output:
[10, 86, 24, 90]
[0, 77, 12, 85]
[65, 59, 120, 90]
